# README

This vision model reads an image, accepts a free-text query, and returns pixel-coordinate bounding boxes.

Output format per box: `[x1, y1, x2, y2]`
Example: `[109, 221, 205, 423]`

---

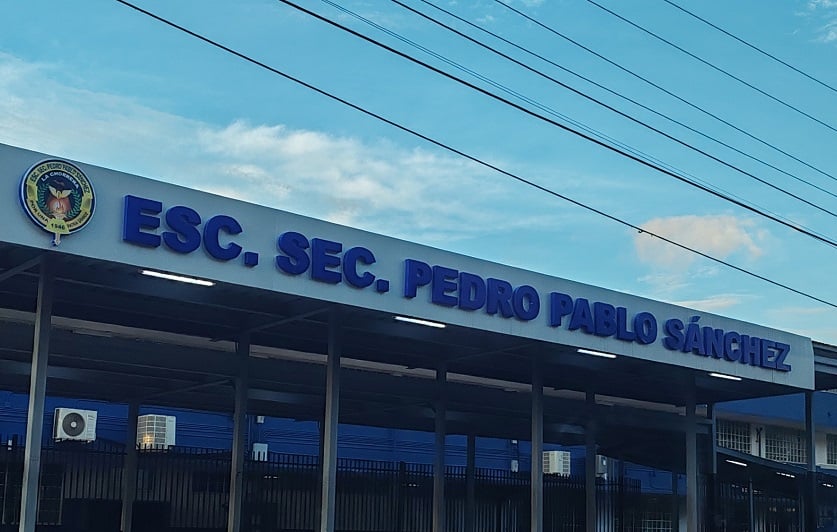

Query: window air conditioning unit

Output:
[543, 450, 571, 476]
[137, 414, 176, 450]
[54, 408, 97, 442]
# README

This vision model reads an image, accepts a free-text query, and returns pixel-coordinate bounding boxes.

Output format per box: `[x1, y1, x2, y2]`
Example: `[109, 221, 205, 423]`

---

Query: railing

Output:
[0, 438, 817, 532]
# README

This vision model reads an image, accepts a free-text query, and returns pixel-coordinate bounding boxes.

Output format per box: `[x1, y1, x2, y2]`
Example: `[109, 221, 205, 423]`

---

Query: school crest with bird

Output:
[19, 159, 96, 245]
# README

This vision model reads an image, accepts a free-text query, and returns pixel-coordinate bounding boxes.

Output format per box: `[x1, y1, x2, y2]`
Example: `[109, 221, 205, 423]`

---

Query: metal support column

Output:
[433, 363, 447, 532]
[748, 476, 754, 532]
[319, 310, 341, 532]
[707, 403, 718, 532]
[805, 391, 817, 532]
[531, 357, 544, 532]
[585, 391, 597, 532]
[227, 332, 250, 532]
[18, 256, 54, 532]
[685, 389, 698, 532]
[465, 433, 476, 532]
[121, 402, 140, 532]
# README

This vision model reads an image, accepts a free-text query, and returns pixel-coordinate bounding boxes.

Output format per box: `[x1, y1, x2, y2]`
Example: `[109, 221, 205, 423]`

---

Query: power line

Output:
[380, 0, 837, 219]
[583, 0, 837, 135]
[412, 0, 837, 203]
[112, 0, 837, 309]
[493, 0, 837, 187]
[662, 0, 837, 96]
[286, 0, 837, 249]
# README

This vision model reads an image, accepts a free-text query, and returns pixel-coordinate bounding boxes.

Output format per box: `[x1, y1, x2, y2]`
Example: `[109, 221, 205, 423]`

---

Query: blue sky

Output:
[1, 0, 836, 343]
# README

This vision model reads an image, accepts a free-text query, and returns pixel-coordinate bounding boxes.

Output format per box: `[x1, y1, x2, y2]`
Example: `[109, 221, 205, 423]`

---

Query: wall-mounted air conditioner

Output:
[137, 414, 176, 450]
[54, 408, 97, 442]
[252, 443, 268, 462]
[543, 450, 571, 476]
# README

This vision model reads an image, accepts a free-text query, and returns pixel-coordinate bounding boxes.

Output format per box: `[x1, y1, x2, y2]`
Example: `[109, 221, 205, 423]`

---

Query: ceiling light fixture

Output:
[709, 372, 742, 381]
[577, 348, 616, 359]
[394, 316, 446, 328]
[140, 269, 215, 287]
[725, 459, 747, 467]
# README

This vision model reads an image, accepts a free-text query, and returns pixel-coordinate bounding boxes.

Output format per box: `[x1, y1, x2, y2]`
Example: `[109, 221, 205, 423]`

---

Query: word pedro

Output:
[404, 259, 540, 320]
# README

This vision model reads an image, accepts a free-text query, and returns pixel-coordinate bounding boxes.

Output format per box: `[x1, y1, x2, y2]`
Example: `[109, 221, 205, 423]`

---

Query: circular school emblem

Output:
[19, 159, 96, 246]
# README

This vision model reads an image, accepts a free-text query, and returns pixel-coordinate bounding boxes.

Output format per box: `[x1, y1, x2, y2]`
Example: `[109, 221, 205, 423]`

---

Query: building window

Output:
[827, 434, 837, 465]
[717, 419, 751, 454]
[764, 426, 807, 464]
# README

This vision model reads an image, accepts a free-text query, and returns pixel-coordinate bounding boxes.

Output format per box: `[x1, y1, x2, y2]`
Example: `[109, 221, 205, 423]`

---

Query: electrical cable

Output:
[412, 0, 837, 202]
[379, 0, 837, 219]
[583, 0, 837, 135]
[661, 0, 837, 95]
[113, 0, 837, 309]
[493, 0, 837, 186]
[283, 0, 837, 249]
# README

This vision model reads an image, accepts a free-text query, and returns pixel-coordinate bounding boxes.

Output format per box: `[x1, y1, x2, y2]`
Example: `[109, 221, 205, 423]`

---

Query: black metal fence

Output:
[0, 439, 826, 532]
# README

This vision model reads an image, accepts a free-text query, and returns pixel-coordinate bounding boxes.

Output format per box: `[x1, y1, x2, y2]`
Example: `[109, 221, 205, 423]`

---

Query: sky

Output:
[1, 0, 836, 343]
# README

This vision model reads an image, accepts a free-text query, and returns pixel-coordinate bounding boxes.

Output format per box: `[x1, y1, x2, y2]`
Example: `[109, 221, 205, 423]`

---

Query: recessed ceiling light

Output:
[140, 269, 215, 287]
[394, 316, 446, 328]
[709, 372, 741, 381]
[577, 348, 616, 359]
[725, 459, 747, 467]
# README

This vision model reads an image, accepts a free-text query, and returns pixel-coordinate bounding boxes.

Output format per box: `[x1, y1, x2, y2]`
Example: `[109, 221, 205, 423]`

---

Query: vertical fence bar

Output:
[531, 356, 543, 532]
[433, 363, 447, 532]
[121, 402, 139, 532]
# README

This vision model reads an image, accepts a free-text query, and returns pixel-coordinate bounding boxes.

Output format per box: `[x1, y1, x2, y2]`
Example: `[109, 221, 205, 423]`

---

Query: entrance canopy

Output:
[0, 143, 818, 469]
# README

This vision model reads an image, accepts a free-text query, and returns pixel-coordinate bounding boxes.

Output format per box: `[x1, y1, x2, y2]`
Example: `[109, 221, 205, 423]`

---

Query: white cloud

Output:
[670, 294, 748, 312]
[633, 214, 764, 270]
[0, 52, 568, 245]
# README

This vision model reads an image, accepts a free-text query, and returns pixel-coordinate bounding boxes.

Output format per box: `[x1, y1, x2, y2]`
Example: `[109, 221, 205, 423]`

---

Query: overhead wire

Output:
[583, 0, 837, 135]
[661, 0, 837, 95]
[112, 0, 837, 309]
[411, 0, 837, 203]
[493, 0, 837, 186]
[285, 0, 837, 249]
[115, 0, 837, 308]
[377, 0, 837, 221]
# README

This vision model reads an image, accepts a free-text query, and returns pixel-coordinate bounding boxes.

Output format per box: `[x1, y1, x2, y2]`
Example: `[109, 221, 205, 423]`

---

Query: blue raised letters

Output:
[344, 247, 376, 288]
[432, 266, 459, 307]
[568, 298, 594, 333]
[775, 343, 791, 371]
[512, 285, 540, 321]
[458, 272, 486, 311]
[723, 332, 742, 362]
[203, 215, 242, 261]
[616, 307, 637, 341]
[593, 302, 616, 337]
[311, 238, 342, 284]
[740, 335, 761, 367]
[163, 206, 201, 254]
[704, 327, 724, 359]
[634, 312, 657, 344]
[123, 195, 162, 247]
[549, 292, 573, 327]
[276, 231, 310, 275]
[663, 318, 685, 350]
[404, 259, 432, 298]
[486, 278, 514, 318]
